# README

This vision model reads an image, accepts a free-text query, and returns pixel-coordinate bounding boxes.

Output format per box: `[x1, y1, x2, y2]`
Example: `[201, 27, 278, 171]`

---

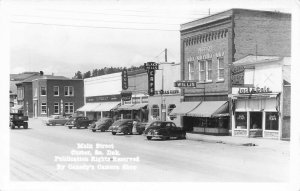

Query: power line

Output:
[12, 21, 179, 31]
[12, 14, 181, 25]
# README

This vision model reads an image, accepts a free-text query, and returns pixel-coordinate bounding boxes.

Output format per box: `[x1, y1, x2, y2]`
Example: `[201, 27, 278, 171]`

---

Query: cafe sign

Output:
[238, 86, 272, 94]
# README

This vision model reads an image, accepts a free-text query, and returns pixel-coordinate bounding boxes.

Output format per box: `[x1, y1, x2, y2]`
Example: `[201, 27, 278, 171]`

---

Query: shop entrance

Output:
[249, 112, 263, 137]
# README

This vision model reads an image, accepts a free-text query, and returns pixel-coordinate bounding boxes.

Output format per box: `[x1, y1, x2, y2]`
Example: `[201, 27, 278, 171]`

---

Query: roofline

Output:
[233, 55, 285, 66]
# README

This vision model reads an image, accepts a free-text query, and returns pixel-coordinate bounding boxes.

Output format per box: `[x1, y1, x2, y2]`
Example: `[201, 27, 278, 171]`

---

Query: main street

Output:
[10, 119, 289, 182]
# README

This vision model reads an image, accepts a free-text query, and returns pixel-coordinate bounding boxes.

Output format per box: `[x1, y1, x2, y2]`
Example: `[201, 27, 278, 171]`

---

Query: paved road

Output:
[10, 119, 289, 182]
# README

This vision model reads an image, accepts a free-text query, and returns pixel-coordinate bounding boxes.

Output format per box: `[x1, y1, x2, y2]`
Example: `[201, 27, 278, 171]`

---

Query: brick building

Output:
[31, 77, 84, 117]
[176, 9, 291, 135]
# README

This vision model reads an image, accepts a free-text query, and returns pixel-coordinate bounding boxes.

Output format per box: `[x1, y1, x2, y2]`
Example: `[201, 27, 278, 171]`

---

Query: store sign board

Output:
[231, 66, 245, 86]
[155, 89, 180, 95]
[122, 69, 128, 90]
[238, 86, 272, 94]
[148, 69, 155, 96]
[121, 91, 132, 101]
[86, 94, 121, 103]
[174, 81, 197, 88]
[144, 62, 159, 70]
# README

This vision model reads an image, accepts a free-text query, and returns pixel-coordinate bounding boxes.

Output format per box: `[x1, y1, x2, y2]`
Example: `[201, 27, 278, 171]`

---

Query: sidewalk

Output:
[186, 132, 290, 151]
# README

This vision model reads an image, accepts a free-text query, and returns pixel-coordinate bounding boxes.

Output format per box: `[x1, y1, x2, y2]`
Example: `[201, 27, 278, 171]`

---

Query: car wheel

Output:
[92, 129, 96, 132]
[11, 123, 15, 129]
[23, 123, 28, 129]
[112, 132, 116, 135]
[68, 126, 72, 129]
[46, 123, 50, 126]
[146, 136, 152, 140]
[164, 137, 170, 140]
[76, 124, 80, 129]
[52, 123, 56, 126]
[180, 134, 186, 139]
[101, 129, 105, 132]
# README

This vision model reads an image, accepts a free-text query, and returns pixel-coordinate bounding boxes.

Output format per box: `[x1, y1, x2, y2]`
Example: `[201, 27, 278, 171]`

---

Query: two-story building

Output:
[31, 77, 84, 117]
[175, 9, 291, 135]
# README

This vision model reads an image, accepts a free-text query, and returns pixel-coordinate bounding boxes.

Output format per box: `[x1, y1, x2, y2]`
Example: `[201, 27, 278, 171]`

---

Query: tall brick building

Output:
[176, 9, 291, 135]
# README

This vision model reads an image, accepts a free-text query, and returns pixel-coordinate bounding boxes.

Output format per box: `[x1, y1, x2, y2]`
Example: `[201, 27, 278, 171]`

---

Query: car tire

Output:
[146, 136, 152, 140]
[52, 123, 56, 126]
[76, 124, 80, 129]
[11, 123, 15, 129]
[23, 123, 28, 129]
[101, 129, 105, 132]
[68, 126, 72, 129]
[164, 137, 170, 140]
[92, 129, 96, 132]
[46, 123, 49, 126]
[112, 132, 116, 135]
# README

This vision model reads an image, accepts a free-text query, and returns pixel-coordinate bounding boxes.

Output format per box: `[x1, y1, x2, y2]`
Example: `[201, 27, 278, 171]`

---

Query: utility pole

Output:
[165, 48, 167, 62]
[209, 8, 210, 16]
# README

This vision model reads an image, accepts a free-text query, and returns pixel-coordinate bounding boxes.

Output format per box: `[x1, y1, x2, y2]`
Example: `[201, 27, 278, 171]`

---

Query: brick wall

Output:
[23, 83, 33, 117]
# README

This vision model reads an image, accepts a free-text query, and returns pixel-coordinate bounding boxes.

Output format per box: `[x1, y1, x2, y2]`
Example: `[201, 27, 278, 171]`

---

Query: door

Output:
[249, 112, 263, 137]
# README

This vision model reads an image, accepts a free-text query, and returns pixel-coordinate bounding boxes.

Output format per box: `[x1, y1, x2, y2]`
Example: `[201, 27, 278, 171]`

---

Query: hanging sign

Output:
[148, 69, 155, 96]
[144, 62, 159, 70]
[122, 69, 128, 90]
[121, 91, 132, 101]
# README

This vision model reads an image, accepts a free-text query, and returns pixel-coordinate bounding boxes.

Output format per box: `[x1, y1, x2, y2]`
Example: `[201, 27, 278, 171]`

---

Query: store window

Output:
[206, 59, 212, 82]
[141, 96, 148, 103]
[235, 112, 247, 129]
[265, 112, 279, 130]
[54, 102, 59, 114]
[199, 60, 206, 82]
[132, 97, 140, 104]
[151, 104, 160, 117]
[54, 86, 59, 96]
[218, 57, 225, 80]
[41, 87, 46, 96]
[41, 103, 47, 114]
[64, 86, 74, 96]
[167, 104, 176, 115]
[64, 102, 74, 114]
[188, 61, 194, 80]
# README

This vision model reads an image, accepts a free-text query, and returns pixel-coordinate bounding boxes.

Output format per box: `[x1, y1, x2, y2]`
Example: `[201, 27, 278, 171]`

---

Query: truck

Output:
[10, 112, 28, 129]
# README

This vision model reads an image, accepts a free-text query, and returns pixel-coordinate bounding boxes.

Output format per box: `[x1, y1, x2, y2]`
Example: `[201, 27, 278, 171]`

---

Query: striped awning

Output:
[169, 102, 201, 116]
[92, 102, 120, 112]
[186, 101, 229, 117]
[77, 103, 100, 112]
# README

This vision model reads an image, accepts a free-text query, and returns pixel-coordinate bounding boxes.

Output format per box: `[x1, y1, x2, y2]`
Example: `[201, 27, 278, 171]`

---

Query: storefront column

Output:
[101, 111, 103, 119]
[247, 111, 250, 137]
[279, 93, 283, 140]
[262, 111, 266, 138]
[231, 112, 235, 136]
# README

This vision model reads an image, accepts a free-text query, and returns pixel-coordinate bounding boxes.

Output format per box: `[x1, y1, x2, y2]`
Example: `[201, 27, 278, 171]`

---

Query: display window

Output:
[265, 112, 279, 130]
[235, 112, 247, 129]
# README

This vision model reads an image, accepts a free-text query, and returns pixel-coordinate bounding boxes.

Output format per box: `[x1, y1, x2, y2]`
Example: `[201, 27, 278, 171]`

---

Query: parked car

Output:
[135, 121, 148, 135]
[110, 119, 134, 135]
[10, 112, 28, 129]
[44, 115, 69, 126]
[143, 121, 186, 140]
[89, 118, 114, 132]
[65, 116, 94, 129]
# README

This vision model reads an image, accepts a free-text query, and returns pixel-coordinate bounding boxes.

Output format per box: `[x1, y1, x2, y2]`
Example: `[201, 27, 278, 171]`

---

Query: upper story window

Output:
[132, 97, 140, 104]
[17, 87, 24, 100]
[198, 59, 212, 82]
[41, 87, 46, 96]
[64, 86, 74, 96]
[188, 61, 194, 80]
[141, 96, 148, 103]
[217, 57, 225, 81]
[54, 86, 59, 96]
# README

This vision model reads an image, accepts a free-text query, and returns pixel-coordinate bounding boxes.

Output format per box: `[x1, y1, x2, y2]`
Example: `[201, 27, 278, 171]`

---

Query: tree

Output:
[74, 71, 83, 79]
[92, 69, 98, 77]
[83, 71, 91, 79]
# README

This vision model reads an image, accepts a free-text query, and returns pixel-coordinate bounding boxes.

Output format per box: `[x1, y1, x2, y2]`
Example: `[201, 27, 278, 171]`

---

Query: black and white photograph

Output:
[1, 0, 300, 190]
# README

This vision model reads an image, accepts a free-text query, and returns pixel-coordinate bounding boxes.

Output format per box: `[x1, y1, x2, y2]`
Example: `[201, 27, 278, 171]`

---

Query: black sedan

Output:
[89, 118, 114, 132]
[143, 121, 186, 140]
[110, 119, 134, 135]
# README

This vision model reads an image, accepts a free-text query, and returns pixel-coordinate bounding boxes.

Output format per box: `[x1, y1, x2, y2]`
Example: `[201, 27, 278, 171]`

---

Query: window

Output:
[167, 104, 176, 115]
[64, 102, 74, 114]
[206, 59, 212, 81]
[132, 97, 140, 104]
[41, 103, 47, 114]
[188, 61, 194, 80]
[265, 112, 279, 130]
[64, 86, 74, 96]
[141, 96, 148, 103]
[199, 60, 206, 82]
[235, 112, 247, 129]
[54, 102, 59, 114]
[218, 57, 225, 80]
[151, 104, 160, 117]
[41, 87, 46, 96]
[54, 86, 59, 96]
[17, 87, 24, 100]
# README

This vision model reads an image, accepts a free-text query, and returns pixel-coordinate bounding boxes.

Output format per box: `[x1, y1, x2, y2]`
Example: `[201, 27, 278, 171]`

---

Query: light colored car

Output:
[44, 115, 69, 126]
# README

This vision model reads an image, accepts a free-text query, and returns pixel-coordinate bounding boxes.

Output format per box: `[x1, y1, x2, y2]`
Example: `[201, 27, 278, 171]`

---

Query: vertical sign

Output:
[231, 66, 245, 86]
[148, 69, 155, 96]
[122, 69, 128, 90]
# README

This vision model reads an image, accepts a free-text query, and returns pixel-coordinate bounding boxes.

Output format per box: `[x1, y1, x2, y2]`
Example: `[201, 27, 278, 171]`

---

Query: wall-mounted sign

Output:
[144, 62, 159, 70]
[155, 89, 180, 95]
[174, 81, 197, 88]
[231, 66, 245, 86]
[238, 86, 272, 94]
[122, 69, 128, 90]
[121, 91, 132, 101]
[86, 94, 121, 103]
[148, 69, 155, 96]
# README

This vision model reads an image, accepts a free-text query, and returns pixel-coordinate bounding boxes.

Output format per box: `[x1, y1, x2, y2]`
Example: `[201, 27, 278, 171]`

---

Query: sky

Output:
[8, 0, 293, 78]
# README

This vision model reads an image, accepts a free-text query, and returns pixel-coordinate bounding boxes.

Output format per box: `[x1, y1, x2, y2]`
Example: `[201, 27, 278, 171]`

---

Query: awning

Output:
[169, 102, 201, 116]
[117, 104, 134, 111]
[11, 105, 23, 110]
[186, 101, 229, 117]
[77, 103, 100, 112]
[130, 103, 148, 110]
[92, 102, 120, 112]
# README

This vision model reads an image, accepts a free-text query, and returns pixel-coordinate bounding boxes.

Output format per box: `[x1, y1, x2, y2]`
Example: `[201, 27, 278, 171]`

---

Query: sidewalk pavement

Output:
[186, 132, 290, 152]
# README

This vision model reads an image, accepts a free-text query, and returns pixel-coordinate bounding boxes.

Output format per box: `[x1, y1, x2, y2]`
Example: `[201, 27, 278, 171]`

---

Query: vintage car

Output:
[143, 121, 186, 140]
[88, 118, 114, 132]
[110, 119, 134, 135]
[44, 115, 70, 126]
[65, 116, 94, 129]
[10, 112, 28, 129]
